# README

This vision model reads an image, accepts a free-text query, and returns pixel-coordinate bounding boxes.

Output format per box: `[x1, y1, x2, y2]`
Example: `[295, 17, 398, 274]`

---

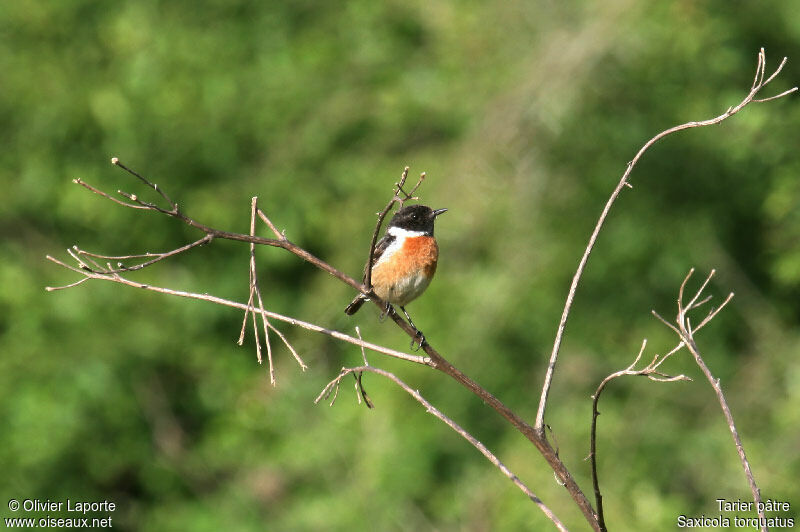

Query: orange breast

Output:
[371, 236, 438, 306]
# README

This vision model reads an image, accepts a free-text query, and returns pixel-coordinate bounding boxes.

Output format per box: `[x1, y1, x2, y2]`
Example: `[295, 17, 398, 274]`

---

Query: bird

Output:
[345, 204, 447, 346]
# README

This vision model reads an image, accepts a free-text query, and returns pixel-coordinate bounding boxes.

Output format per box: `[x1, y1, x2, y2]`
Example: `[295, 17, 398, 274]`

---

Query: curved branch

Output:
[53, 171, 600, 526]
[534, 47, 797, 434]
[74, 166, 365, 293]
[47, 47, 794, 532]
[316, 365, 569, 532]
[364, 166, 425, 291]
[45, 255, 430, 367]
[54, 162, 603, 529]
[654, 269, 765, 531]
[589, 339, 690, 531]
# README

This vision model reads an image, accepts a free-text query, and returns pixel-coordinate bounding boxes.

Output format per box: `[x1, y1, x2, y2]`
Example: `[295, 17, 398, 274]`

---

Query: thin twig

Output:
[46, 276, 90, 291]
[589, 340, 691, 530]
[237, 262, 257, 347]
[362, 167, 425, 292]
[256, 207, 285, 240]
[535, 48, 796, 435]
[73, 236, 212, 274]
[651, 341, 685, 372]
[248, 197, 274, 383]
[112, 157, 177, 210]
[53, 163, 603, 528]
[48, 48, 794, 531]
[694, 292, 735, 332]
[655, 269, 765, 531]
[73, 178, 149, 210]
[352, 327, 373, 408]
[267, 321, 305, 370]
[315, 365, 568, 532]
[45, 255, 429, 366]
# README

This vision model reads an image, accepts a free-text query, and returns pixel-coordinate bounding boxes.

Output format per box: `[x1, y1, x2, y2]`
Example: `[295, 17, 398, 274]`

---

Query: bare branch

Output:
[684, 269, 715, 312]
[316, 365, 568, 532]
[651, 341, 686, 371]
[677, 267, 696, 312]
[352, 327, 374, 408]
[52, 163, 603, 528]
[589, 338, 690, 530]
[76, 160, 368, 296]
[316, 367, 345, 406]
[244, 196, 308, 379]
[247, 197, 274, 382]
[651, 310, 681, 336]
[73, 178, 149, 210]
[268, 321, 305, 370]
[355, 326, 369, 367]
[48, 47, 794, 531]
[654, 269, 765, 530]
[752, 86, 798, 102]
[401, 171, 427, 202]
[647, 374, 690, 383]
[46, 257, 429, 366]
[45, 276, 91, 291]
[762, 52, 785, 86]
[73, 236, 212, 274]
[256, 206, 285, 240]
[694, 292, 735, 332]
[535, 48, 796, 435]
[112, 157, 178, 210]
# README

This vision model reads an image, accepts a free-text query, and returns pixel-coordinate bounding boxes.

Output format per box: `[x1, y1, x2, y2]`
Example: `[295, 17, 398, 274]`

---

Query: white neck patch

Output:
[388, 226, 426, 238]
[374, 226, 427, 267]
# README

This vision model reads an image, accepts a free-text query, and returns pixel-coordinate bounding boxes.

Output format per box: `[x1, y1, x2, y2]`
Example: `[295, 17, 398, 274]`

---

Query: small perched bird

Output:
[345, 204, 447, 345]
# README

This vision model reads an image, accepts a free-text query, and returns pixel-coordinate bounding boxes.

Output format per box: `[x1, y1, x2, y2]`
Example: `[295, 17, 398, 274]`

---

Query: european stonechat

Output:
[345, 204, 447, 345]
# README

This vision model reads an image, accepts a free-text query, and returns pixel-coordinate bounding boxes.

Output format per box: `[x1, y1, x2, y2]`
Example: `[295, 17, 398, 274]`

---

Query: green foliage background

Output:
[2, 1, 799, 530]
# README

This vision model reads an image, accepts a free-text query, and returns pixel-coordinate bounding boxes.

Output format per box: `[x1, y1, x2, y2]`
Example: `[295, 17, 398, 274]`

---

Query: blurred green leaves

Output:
[2, 1, 799, 530]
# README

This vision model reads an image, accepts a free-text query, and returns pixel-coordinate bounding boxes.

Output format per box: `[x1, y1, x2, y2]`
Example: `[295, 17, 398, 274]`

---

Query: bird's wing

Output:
[372, 233, 394, 266]
[361, 233, 395, 282]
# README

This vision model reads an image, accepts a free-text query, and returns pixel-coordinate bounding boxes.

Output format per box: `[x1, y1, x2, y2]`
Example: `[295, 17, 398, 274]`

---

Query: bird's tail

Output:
[344, 294, 368, 315]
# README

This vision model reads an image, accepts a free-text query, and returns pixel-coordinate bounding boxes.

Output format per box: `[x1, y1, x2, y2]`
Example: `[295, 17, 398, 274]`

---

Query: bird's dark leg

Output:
[400, 306, 425, 350]
[378, 301, 392, 322]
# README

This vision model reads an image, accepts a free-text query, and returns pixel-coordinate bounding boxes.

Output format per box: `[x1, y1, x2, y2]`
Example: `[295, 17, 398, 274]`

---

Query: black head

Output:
[388, 205, 447, 235]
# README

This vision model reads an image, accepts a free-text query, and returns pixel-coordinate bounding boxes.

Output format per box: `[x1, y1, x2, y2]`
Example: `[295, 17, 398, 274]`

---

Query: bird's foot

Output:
[378, 302, 392, 322]
[410, 330, 426, 351]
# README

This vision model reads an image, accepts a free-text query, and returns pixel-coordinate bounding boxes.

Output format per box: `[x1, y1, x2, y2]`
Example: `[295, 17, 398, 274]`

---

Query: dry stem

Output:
[589, 339, 691, 530]
[535, 47, 797, 435]
[315, 365, 568, 531]
[46, 47, 795, 531]
[50, 160, 601, 529]
[46, 253, 429, 366]
[652, 268, 765, 531]
[362, 167, 426, 299]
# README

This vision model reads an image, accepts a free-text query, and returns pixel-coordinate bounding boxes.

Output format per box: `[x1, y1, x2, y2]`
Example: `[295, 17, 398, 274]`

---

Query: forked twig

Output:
[236, 196, 307, 381]
[46, 47, 794, 532]
[51, 159, 601, 528]
[112, 157, 177, 209]
[241, 197, 274, 381]
[363, 166, 427, 293]
[71, 236, 213, 274]
[589, 339, 691, 530]
[315, 365, 567, 532]
[535, 47, 797, 435]
[46, 253, 429, 366]
[653, 269, 765, 531]
[351, 327, 374, 408]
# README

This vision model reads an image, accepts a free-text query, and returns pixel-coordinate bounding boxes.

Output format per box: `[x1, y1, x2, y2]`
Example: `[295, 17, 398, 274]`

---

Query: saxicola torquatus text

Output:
[345, 204, 447, 346]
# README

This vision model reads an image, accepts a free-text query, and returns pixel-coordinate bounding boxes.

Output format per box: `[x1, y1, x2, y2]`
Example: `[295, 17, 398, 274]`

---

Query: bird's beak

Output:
[433, 208, 448, 217]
